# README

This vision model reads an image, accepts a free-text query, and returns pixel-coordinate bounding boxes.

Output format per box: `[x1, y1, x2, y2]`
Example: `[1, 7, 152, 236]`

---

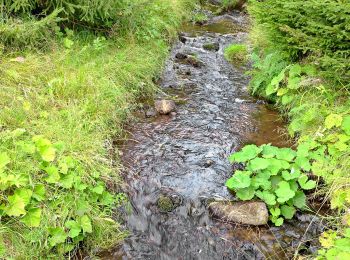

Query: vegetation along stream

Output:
[102, 9, 324, 260]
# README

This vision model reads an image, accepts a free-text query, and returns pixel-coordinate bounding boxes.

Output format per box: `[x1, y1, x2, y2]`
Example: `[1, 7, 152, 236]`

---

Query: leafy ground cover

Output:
[226, 144, 317, 226]
[225, 0, 350, 258]
[0, 0, 195, 258]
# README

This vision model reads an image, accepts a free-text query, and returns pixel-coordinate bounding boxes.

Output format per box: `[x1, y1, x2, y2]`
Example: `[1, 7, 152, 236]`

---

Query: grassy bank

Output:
[224, 0, 350, 258]
[0, 0, 195, 258]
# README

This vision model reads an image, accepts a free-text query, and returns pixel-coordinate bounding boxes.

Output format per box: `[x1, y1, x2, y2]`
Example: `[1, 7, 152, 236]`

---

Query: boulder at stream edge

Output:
[209, 201, 268, 226]
[155, 100, 176, 115]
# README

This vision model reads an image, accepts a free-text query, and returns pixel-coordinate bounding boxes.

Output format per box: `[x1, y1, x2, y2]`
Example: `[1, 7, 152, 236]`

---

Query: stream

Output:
[103, 10, 324, 260]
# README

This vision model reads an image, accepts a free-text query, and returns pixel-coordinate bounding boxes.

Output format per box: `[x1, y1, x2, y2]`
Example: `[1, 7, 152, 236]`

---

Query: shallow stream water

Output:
[102, 11, 323, 260]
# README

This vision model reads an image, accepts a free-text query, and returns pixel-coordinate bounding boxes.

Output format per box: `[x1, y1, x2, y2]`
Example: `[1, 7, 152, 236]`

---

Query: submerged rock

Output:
[155, 100, 176, 114]
[209, 201, 268, 225]
[178, 33, 187, 44]
[175, 52, 204, 68]
[157, 195, 175, 212]
[203, 42, 220, 52]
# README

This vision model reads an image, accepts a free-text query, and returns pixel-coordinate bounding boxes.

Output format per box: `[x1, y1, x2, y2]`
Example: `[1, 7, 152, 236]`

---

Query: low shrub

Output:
[248, 0, 350, 87]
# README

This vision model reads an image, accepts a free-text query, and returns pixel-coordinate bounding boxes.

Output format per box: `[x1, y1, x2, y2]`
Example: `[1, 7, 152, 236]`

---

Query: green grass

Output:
[0, 0, 195, 258]
[224, 44, 248, 65]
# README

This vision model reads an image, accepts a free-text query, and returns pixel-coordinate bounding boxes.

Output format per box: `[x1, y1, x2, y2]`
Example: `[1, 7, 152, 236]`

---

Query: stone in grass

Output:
[157, 195, 175, 213]
[203, 42, 220, 52]
[209, 201, 268, 226]
[155, 100, 176, 115]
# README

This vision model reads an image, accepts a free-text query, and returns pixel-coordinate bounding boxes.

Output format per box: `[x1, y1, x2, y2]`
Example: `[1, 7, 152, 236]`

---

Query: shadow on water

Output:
[100, 11, 324, 260]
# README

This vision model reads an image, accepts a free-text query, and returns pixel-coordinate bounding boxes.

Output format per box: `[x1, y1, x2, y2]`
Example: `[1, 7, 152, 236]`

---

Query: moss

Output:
[157, 195, 175, 212]
[224, 44, 248, 65]
[203, 42, 219, 51]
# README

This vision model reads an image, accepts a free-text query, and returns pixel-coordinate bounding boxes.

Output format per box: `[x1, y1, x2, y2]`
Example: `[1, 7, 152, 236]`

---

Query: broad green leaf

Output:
[298, 175, 316, 190]
[262, 145, 279, 158]
[256, 190, 276, 205]
[14, 188, 32, 205]
[275, 181, 295, 203]
[5, 193, 26, 216]
[276, 148, 296, 162]
[267, 158, 290, 175]
[345, 228, 350, 238]
[60, 173, 75, 189]
[334, 238, 350, 252]
[45, 166, 60, 183]
[271, 68, 286, 86]
[269, 207, 281, 217]
[100, 191, 115, 205]
[63, 38, 74, 49]
[248, 157, 270, 171]
[295, 156, 311, 171]
[48, 227, 67, 247]
[80, 215, 92, 233]
[277, 88, 288, 96]
[289, 64, 302, 77]
[293, 191, 306, 209]
[0, 152, 10, 169]
[32, 184, 46, 201]
[59, 161, 69, 174]
[236, 187, 255, 201]
[289, 180, 299, 192]
[281, 168, 301, 180]
[91, 184, 104, 194]
[39, 146, 56, 162]
[76, 198, 90, 216]
[325, 114, 343, 129]
[281, 205, 296, 219]
[341, 116, 350, 135]
[20, 208, 41, 227]
[287, 76, 301, 90]
[65, 220, 81, 238]
[296, 142, 310, 157]
[281, 94, 294, 105]
[251, 171, 271, 190]
[229, 145, 261, 163]
[271, 175, 283, 189]
[225, 171, 251, 190]
[266, 83, 278, 96]
[272, 218, 284, 227]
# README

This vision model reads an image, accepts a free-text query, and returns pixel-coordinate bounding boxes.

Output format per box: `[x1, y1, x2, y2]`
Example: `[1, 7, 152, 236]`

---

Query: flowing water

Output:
[102, 11, 324, 260]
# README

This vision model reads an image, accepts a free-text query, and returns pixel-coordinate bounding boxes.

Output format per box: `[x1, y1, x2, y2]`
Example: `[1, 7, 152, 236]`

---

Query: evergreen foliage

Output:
[248, 0, 350, 86]
[2, 0, 127, 26]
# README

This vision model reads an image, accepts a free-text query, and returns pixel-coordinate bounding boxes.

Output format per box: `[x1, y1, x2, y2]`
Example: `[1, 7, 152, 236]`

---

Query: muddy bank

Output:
[103, 11, 324, 260]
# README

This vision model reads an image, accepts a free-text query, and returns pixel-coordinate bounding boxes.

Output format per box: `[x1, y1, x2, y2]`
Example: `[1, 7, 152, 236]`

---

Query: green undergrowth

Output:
[0, 0, 195, 258]
[226, 0, 350, 258]
[226, 144, 317, 226]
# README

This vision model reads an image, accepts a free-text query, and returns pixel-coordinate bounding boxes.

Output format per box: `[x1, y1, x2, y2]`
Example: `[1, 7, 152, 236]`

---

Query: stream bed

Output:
[103, 10, 324, 260]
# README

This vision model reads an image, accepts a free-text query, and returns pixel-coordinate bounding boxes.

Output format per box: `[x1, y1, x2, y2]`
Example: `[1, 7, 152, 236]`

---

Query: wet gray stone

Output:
[155, 100, 176, 114]
[209, 201, 269, 225]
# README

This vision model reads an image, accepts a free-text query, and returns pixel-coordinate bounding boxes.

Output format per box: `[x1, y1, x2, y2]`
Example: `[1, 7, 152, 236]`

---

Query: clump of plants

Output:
[226, 143, 319, 226]
[248, 0, 350, 87]
[317, 228, 350, 259]
[193, 12, 208, 24]
[224, 44, 248, 65]
[0, 129, 126, 257]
